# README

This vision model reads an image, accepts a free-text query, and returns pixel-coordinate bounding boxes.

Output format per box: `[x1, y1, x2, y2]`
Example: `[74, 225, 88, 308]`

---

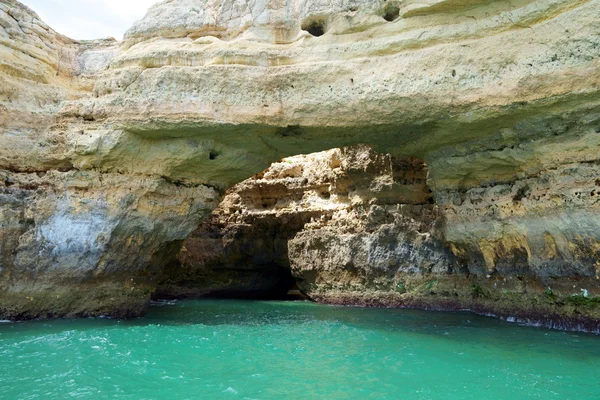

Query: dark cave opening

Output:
[152, 146, 435, 305]
[383, 3, 401, 22]
[202, 268, 300, 301]
[152, 263, 302, 302]
[301, 17, 328, 37]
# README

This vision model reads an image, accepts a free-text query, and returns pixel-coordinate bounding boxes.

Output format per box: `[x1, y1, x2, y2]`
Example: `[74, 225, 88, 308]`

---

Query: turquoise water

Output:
[1, 300, 599, 399]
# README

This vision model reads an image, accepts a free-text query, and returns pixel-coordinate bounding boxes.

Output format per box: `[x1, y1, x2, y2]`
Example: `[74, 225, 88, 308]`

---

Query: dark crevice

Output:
[277, 125, 303, 137]
[209, 150, 220, 160]
[301, 17, 328, 37]
[160, 175, 220, 192]
[383, 3, 401, 22]
[154, 264, 301, 301]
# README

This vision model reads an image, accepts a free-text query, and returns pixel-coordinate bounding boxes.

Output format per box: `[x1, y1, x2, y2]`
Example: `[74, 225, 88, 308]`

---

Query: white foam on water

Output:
[223, 387, 239, 395]
[150, 300, 178, 307]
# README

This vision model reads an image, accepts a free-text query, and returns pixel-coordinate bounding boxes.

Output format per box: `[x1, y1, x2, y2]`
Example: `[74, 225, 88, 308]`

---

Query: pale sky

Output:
[23, 0, 162, 40]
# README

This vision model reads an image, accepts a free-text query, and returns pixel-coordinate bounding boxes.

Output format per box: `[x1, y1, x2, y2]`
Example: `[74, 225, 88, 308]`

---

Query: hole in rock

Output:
[152, 146, 434, 304]
[209, 150, 220, 160]
[277, 125, 303, 137]
[301, 17, 328, 37]
[382, 3, 401, 22]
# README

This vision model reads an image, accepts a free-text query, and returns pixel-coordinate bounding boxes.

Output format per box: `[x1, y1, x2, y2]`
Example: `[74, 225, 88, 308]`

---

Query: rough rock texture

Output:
[158, 145, 439, 298]
[173, 145, 600, 333]
[0, 0, 218, 318]
[0, 170, 218, 319]
[61, 0, 600, 188]
[1, 0, 600, 326]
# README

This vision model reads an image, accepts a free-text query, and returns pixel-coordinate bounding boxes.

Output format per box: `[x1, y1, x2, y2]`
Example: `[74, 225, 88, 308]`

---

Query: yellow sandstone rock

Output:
[0, 0, 599, 327]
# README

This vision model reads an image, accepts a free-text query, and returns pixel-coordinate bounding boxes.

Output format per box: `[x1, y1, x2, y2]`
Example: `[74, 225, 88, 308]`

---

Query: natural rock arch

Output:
[1, 0, 600, 325]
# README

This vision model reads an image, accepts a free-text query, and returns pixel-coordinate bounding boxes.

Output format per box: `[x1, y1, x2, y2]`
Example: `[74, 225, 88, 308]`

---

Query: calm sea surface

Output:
[1, 300, 599, 399]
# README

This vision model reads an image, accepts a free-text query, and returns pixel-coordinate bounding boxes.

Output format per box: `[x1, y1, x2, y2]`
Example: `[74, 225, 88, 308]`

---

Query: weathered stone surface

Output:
[159, 147, 364, 299]
[163, 145, 450, 296]
[62, 0, 600, 188]
[175, 145, 600, 332]
[0, 0, 117, 172]
[0, 0, 220, 318]
[1, 0, 600, 326]
[0, 169, 218, 318]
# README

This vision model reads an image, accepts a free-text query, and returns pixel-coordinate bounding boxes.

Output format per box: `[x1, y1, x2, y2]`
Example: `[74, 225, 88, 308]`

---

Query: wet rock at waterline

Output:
[0, 170, 218, 318]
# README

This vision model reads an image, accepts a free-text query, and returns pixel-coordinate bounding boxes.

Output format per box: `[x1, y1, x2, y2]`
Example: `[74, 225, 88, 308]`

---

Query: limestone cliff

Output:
[158, 145, 440, 299]
[0, 0, 219, 318]
[0, 0, 599, 326]
[167, 145, 600, 332]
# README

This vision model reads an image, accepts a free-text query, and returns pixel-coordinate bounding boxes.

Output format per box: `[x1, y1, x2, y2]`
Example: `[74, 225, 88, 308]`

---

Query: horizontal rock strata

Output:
[0, 169, 218, 318]
[175, 145, 600, 332]
[0, 0, 599, 326]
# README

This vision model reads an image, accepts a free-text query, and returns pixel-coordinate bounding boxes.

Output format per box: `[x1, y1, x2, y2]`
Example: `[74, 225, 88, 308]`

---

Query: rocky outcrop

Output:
[0, 170, 218, 319]
[171, 145, 600, 332]
[1, 0, 599, 324]
[62, 0, 600, 188]
[158, 145, 437, 299]
[0, 0, 218, 318]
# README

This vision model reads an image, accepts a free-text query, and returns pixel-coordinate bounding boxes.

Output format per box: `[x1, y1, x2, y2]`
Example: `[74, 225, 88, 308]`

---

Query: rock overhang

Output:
[2, 0, 600, 321]
[53, 0, 599, 190]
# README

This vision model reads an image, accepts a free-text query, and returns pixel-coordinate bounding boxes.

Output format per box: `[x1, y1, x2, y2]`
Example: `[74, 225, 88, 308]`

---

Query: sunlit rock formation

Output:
[171, 145, 600, 332]
[158, 145, 446, 299]
[0, 0, 219, 318]
[1, 0, 599, 326]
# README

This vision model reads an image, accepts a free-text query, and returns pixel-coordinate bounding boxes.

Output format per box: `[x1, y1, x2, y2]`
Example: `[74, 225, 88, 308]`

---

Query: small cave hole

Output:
[513, 185, 531, 203]
[383, 3, 400, 22]
[277, 125, 303, 137]
[209, 150, 220, 160]
[301, 17, 328, 37]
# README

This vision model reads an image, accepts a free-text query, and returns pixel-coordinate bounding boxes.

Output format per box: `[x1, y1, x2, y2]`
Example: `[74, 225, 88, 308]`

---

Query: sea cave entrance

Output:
[152, 145, 434, 303]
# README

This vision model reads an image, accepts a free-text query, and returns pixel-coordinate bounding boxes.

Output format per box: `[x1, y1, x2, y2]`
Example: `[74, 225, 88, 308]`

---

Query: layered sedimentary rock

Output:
[173, 145, 600, 332]
[291, 158, 600, 332]
[0, 170, 217, 318]
[158, 144, 441, 298]
[0, 0, 219, 318]
[63, 0, 600, 189]
[1, 0, 599, 325]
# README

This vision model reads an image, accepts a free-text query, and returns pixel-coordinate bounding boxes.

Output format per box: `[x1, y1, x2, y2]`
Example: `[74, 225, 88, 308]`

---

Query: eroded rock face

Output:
[158, 147, 366, 299]
[162, 145, 452, 296]
[1, 0, 600, 323]
[175, 145, 600, 332]
[0, 1, 218, 318]
[62, 0, 600, 189]
[0, 170, 218, 318]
